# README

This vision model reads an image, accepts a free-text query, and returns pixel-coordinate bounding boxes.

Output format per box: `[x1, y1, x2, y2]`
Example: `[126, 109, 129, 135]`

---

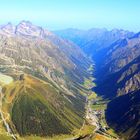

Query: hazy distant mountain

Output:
[16, 21, 45, 37]
[0, 22, 16, 36]
[0, 21, 91, 138]
[55, 28, 134, 56]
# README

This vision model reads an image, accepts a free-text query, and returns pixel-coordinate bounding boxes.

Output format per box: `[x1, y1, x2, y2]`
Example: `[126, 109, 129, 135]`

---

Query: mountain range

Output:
[0, 21, 140, 140]
[0, 21, 92, 140]
[56, 28, 140, 140]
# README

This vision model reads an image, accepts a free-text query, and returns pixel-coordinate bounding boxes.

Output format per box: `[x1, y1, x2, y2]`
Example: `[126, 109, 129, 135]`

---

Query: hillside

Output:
[106, 89, 140, 140]
[94, 33, 140, 79]
[90, 32, 140, 139]
[1, 74, 85, 137]
[57, 29, 140, 140]
[0, 21, 92, 139]
[94, 55, 140, 98]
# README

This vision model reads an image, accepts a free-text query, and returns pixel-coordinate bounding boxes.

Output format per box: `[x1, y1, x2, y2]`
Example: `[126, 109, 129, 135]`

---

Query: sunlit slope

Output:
[2, 75, 85, 137]
[0, 73, 13, 85]
[0, 21, 92, 139]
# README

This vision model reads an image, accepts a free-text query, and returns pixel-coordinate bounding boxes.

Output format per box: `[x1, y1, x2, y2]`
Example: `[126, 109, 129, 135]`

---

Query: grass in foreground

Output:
[0, 135, 12, 140]
[20, 134, 74, 140]
[74, 123, 96, 138]
[92, 133, 116, 140]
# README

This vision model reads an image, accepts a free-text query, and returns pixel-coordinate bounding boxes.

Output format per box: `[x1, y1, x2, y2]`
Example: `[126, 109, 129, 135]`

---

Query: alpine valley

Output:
[56, 28, 140, 140]
[0, 21, 140, 140]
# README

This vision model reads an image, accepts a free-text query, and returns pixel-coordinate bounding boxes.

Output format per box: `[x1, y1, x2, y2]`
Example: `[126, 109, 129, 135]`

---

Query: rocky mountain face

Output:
[94, 54, 140, 98]
[0, 21, 90, 89]
[57, 28, 140, 140]
[93, 34, 140, 99]
[0, 21, 92, 138]
[101, 35, 140, 140]
[96, 34, 140, 77]
[0, 22, 16, 36]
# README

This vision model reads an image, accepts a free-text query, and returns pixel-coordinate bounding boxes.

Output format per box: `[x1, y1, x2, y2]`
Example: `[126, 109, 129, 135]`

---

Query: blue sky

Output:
[0, 0, 140, 31]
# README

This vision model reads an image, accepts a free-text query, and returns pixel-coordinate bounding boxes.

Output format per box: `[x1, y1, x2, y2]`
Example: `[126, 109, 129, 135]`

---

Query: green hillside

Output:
[1, 74, 86, 138]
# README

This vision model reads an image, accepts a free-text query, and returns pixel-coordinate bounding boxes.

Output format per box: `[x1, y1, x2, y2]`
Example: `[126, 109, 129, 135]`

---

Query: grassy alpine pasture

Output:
[0, 74, 86, 139]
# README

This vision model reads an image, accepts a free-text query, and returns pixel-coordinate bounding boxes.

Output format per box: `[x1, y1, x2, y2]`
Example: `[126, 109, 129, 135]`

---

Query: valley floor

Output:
[73, 93, 120, 140]
[62, 65, 121, 140]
